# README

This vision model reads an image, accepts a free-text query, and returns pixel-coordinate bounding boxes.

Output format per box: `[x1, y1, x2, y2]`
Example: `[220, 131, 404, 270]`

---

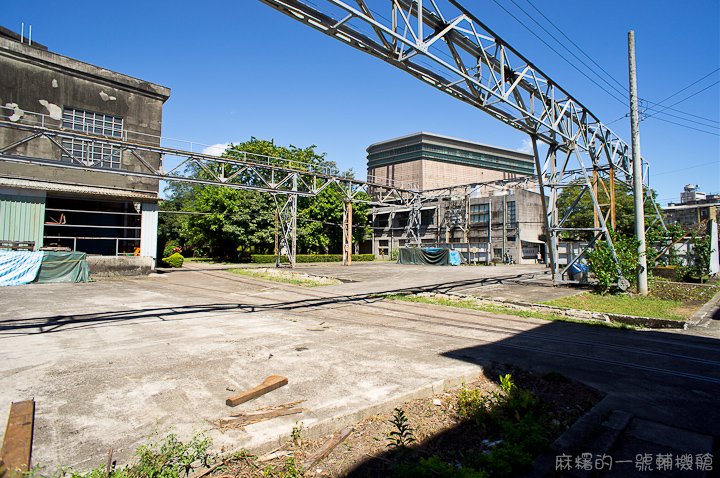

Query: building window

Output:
[470, 203, 489, 224]
[421, 209, 435, 225]
[61, 107, 123, 169]
[375, 214, 389, 228]
[506, 201, 517, 226]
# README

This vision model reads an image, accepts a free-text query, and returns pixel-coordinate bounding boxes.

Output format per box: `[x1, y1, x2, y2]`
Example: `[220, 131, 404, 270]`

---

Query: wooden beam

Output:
[217, 401, 305, 428]
[225, 375, 288, 407]
[302, 427, 352, 471]
[0, 400, 35, 478]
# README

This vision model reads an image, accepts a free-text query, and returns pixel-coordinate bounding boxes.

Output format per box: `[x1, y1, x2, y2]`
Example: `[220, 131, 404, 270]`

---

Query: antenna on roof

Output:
[29, 25, 32, 46]
[20, 22, 24, 43]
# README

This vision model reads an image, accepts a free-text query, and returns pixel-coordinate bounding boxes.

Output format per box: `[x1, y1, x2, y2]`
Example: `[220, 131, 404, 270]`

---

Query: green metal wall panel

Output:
[0, 193, 46, 247]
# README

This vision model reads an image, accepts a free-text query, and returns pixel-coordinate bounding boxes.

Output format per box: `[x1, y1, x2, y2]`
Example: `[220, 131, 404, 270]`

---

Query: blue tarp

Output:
[0, 251, 44, 287]
[448, 250, 462, 266]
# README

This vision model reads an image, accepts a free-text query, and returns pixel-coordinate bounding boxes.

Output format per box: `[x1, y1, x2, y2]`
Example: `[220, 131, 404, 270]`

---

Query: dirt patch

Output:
[210, 365, 601, 477]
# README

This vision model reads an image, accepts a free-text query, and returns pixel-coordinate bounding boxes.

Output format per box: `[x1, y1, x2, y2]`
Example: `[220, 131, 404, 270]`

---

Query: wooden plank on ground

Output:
[0, 400, 35, 477]
[218, 401, 305, 428]
[302, 427, 352, 471]
[225, 375, 288, 407]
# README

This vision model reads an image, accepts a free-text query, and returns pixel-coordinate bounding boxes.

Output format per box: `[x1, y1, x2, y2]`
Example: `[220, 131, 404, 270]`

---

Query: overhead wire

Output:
[643, 80, 720, 121]
[510, 0, 629, 101]
[648, 68, 719, 107]
[521, 0, 719, 132]
[524, 0, 628, 95]
[487, 0, 629, 107]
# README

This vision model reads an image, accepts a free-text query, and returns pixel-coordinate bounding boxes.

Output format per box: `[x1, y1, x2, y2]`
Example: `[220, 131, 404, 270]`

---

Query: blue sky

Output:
[2, 0, 718, 204]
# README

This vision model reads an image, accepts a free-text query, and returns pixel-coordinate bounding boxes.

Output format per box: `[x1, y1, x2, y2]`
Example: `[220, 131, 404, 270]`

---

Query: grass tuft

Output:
[543, 292, 689, 320]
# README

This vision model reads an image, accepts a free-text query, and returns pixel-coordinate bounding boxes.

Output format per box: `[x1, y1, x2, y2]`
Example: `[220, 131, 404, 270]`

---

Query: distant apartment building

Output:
[0, 26, 170, 262]
[367, 132, 546, 264]
[665, 184, 719, 227]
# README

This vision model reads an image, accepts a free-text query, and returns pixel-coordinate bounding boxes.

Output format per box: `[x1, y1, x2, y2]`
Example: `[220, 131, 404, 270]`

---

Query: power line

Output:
[651, 68, 719, 107]
[487, 0, 629, 107]
[644, 80, 720, 121]
[646, 115, 720, 136]
[522, 1, 719, 128]
[519, 0, 629, 100]
[641, 98, 720, 125]
[642, 107, 719, 129]
[524, 0, 628, 94]
[652, 160, 720, 176]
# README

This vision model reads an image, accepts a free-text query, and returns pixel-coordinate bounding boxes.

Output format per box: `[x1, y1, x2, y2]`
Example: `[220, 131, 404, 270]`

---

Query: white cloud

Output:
[516, 138, 533, 154]
[201, 143, 232, 156]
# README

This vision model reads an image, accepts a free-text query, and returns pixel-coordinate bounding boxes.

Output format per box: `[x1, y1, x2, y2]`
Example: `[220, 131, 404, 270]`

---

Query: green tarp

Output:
[36, 251, 90, 283]
[397, 247, 451, 265]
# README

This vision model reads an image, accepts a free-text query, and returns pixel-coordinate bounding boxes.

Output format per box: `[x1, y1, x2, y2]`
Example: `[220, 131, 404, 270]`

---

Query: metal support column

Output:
[406, 194, 422, 245]
[342, 201, 353, 266]
[531, 136, 556, 282]
[273, 174, 298, 268]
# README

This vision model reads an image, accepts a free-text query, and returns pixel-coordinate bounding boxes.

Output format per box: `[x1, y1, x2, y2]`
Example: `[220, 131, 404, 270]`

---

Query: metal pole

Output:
[531, 136, 556, 281]
[502, 195, 507, 263]
[274, 206, 279, 267]
[628, 30, 648, 295]
[342, 201, 353, 266]
[348, 202, 353, 265]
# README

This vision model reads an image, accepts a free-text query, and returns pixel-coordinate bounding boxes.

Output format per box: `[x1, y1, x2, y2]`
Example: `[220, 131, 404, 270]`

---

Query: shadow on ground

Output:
[344, 321, 720, 477]
[0, 270, 557, 337]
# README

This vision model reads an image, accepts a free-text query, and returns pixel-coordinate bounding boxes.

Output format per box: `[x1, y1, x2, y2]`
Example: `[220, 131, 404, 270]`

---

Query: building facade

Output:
[665, 185, 719, 227]
[367, 133, 546, 264]
[0, 27, 170, 262]
[367, 132, 535, 190]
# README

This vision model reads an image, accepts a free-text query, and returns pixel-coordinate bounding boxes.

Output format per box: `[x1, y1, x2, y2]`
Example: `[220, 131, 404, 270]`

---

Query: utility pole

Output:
[628, 30, 648, 295]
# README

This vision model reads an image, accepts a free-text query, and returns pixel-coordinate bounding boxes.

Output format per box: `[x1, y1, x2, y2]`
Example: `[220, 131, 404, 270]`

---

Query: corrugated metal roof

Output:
[0, 178, 157, 200]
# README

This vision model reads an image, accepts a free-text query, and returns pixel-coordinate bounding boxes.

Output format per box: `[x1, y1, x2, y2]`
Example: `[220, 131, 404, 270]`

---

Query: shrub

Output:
[250, 254, 375, 263]
[49, 433, 213, 478]
[586, 234, 639, 293]
[162, 241, 180, 258]
[162, 253, 184, 268]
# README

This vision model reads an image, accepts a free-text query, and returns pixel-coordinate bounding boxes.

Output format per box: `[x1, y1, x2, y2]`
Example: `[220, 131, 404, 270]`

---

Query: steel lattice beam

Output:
[0, 119, 426, 266]
[258, 0, 649, 286]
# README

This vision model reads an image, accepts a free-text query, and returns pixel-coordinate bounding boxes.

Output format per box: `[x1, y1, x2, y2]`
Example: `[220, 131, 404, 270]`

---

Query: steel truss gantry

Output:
[258, 0, 649, 287]
[0, 119, 423, 267]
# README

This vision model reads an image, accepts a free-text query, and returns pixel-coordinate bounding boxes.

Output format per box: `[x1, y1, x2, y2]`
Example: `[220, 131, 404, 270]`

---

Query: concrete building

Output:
[367, 131, 535, 190]
[665, 184, 719, 227]
[367, 132, 546, 264]
[0, 26, 170, 264]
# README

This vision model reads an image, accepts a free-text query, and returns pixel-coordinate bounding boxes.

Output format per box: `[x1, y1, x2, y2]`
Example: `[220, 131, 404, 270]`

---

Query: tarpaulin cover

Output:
[448, 250, 463, 266]
[398, 247, 452, 265]
[36, 251, 90, 283]
[0, 251, 44, 286]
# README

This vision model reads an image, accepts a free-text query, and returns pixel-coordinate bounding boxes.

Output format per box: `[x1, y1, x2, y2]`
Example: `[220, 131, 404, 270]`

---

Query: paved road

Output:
[0, 263, 717, 475]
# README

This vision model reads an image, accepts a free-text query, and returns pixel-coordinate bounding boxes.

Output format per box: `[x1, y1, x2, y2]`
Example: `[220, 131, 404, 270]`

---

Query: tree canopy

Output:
[158, 138, 371, 260]
[556, 179, 662, 240]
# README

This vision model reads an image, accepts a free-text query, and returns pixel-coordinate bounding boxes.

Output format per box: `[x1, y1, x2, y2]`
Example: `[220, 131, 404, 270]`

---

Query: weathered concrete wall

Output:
[0, 37, 170, 195]
[87, 256, 154, 277]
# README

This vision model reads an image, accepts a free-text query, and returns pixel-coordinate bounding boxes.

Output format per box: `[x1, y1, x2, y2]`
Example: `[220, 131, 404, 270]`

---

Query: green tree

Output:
[556, 180, 661, 239]
[158, 137, 372, 260]
[183, 186, 275, 260]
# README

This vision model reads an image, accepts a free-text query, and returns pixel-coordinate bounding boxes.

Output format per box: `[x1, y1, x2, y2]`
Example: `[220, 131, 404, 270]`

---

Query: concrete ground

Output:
[0, 262, 718, 475]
